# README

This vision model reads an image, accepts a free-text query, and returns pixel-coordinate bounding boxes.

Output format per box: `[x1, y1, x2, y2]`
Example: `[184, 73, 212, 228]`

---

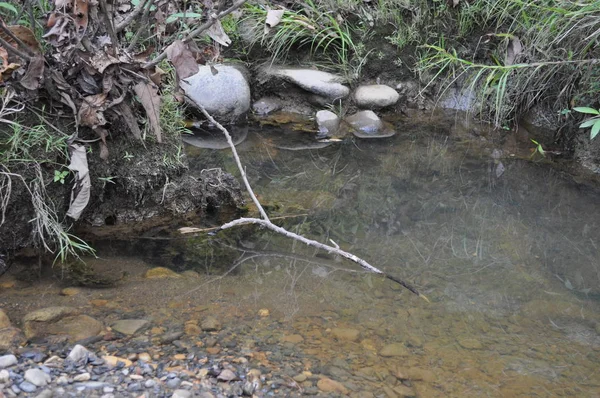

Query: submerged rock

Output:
[354, 84, 400, 108]
[0, 309, 10, 329]
[265, 67, 350, 100]
[315, 110, 340, 137]
[22, 307, 103, 342]
[379, 343, 409, 357]
[345, 111, 395, 138]
[182, 125, 248, 150]
[252, 97, 283, 115]
[0, 327, 25, 352]
[111, 319, 150, 335]
[144, 267, 181, 279]
[180, 64, 251, 122]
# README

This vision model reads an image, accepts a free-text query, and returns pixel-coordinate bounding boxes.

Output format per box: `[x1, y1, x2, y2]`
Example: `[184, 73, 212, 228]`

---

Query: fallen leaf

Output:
[78, 93, 108, 127]
[73, 0, 89, 33]
[134, 82, 162, 143]
[505, 36, 523, 66]
[115, 103, 142, 140]
[5, 25, 42, 53]
[66, 144, 91, 221]
[206, 20, 231, 47]
[96, 127, 109, 160]
[89, 51, 121, 73]
[149, 66, 165, 86]
[165, 40, 198, 80]
[19, 56, 45, 90]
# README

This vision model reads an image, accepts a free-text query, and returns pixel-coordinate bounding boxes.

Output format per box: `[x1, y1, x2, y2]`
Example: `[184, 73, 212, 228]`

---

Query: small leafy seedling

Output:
[530, 139, 545, 158]
[573, 107, 600, 140]
[54, 170, 69, 184]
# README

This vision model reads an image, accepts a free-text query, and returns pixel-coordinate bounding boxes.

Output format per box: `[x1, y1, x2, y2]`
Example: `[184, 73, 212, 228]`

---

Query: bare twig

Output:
[115, 0, 150, 33]
[98, 0, 119, 54]
[195, 102, 270, 221]
[125, 0, 154, 52]
[183, 104, 429, 301]
[0, 21, 36, 56]
[0, 35, 32, 61]
[144, 0, 246, 69]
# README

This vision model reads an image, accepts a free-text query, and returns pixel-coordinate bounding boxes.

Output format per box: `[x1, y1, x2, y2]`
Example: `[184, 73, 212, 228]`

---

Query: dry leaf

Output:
[96, 127, 109, 160]
[149, 66, 165, 86]
[265, 9, 284, 29]
[206, 20, 231, 47]
[505, 36, 523, 66]
[89, 51, 121, 73]
[78, 93, 108, 127]
[66, 144, 91, 221]
[134, 82, 162, 143]
[5, 25, 42, 53]
[166, 40, 199, 80]
[73, 0, 89, 33]
[19, 56, 45, 90]
[115, 103, 142, 140]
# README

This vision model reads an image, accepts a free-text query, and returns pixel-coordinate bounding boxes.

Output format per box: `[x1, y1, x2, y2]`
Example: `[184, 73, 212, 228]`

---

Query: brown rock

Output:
[23, 307, 103, 342]
[144, 267, 181, 279]
[90, 299, 108, 307]
[206, 347, 221, 355]
[394, 384, 417, 397]
[317, 377, 348, 394]
[184, 323, 201, 336]
[0, 310, 11, 329]
[0, 327, 26, 351]
[405, 367, 436, 383]
[331, 328, 360, 342]
[282, 334, 304, 344]
[60, 287, 81, 296]
[380, 343, 409, 357]
[200, 316, 221, 332]
[102, 355, 133, 367]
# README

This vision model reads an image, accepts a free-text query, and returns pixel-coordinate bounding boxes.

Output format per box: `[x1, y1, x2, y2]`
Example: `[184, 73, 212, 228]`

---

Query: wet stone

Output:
[19, 380, 37, 392]
[317, 377, 349, 394]
[458, 338, 484, 350]
[25, 368, 50, 386]
[111, 319, 150, 335]
[380, 343, 409, 357]
[0, 354, 17, 368]
[331, 328, 361, 342]
[200, 316, 221, 332]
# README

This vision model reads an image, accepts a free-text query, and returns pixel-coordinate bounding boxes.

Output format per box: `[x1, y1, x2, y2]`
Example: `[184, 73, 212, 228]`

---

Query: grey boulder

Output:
[315, 110, 340, 137]
[181, 64, 251, 122]
[266, 67, 349, 100]
[354, 84, 400, 108]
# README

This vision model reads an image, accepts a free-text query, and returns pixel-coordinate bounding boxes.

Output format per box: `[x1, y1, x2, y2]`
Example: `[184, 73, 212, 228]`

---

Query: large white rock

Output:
[345, 110, 395, 139]
[315, 110, 340, 137]
[180, 65, 251, 122]
[354, 84, 400, 108]
[266, 67, 350, 100]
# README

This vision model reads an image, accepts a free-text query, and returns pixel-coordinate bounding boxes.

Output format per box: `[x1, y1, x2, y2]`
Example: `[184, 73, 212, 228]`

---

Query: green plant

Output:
[573, 107, 600, 140]
[123, 151, 134, 161]
[530, 139, 545, 158]
[53, 169, 69, 184]
[242, 1, 357, 66]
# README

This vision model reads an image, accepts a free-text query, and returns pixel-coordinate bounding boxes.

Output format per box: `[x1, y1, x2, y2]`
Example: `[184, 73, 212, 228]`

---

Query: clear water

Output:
[3, 111, 600, 396]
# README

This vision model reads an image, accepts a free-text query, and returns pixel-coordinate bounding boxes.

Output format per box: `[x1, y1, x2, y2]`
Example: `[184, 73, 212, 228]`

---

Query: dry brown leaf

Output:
[165, 40, 198, 80]
[89, 51, 120, 73]
[6, 25, 42, 53]
[79, 93, 108, 127]
[206, 20, 231, 47]
[115, 103, 142, 140]
[0, 61, 21, 83]
[42, 17, 72, 46]
[73, 0, 89, 33]
[149, 66, 165, 86]
[20, 56, 45, 90]
[506, 36, 523, 66]
[96, 127, 109, 160]
[134, 82, 162, 143]
[0, 46, 8, 65]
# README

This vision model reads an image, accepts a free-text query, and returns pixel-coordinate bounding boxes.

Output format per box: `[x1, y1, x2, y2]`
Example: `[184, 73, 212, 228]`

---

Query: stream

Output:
[2, 110, 600, 397]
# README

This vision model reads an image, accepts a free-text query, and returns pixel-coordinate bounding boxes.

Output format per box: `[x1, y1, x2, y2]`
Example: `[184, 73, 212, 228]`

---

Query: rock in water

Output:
[22, 307, 103, 342]
[345, 111, 396, 139]
[24, 368, 51, 386]
[180, 64, 251, 122]
[315, 110, 340, 137]
[144, 267, 181, 279]
[265, 67, 350, 100]
[0, 309, 11, 328]
[111, 319, 150, 335]
[379, 343, 409, 357]
[0, 327, 25, 351]
[317, 377, 348, 394]
[354, 85, 400, 108]
[0, 354, 17, 368]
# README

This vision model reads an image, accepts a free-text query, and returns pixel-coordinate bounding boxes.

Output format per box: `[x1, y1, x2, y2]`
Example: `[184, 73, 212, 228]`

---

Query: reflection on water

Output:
[3, 111, 600, 396]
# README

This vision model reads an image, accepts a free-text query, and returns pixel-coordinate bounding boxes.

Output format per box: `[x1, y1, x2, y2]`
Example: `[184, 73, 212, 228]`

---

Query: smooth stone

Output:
[405, 367, 436, 382]
[458, 338, 483, 350]
[67, 344, 90, 364]
[73, 372, 91, 382]
[317, 377, 349, 394]
[0, 309, 11, 328]
[102, 356, 132, 368]
[0, 368, 9, 382]
[111, 319, 149, 335]
[35, 389, 53, 398]
[182, 125, 247, 150]
[144, 267, 181, 279]
[266, 67, 350, 100]
[252, 96, 283, 115]
[0, 354, 17, 368]
[200, 316, 221, 332]
[315, 110, 340, 137]
[23, 307, 103, 342]
[331, 328, 360, 342]
[181, 64, 251, 122]
[19, 381, 37, 392]
[60, 287, 81, 296]
[0, 326, 26, 351]
[345, 111, 395, 138]
[354, 84, 400, 108]
[293, 373, 307, 382]
[217, 369, 237, 381]
[166, 377, 181, 389]
[25, 368, 51, 386]
[172, 390, 192, 398]
[282, 334, 304, 344]
[379, 343, 409, 357]
[144, 379, 156, 388]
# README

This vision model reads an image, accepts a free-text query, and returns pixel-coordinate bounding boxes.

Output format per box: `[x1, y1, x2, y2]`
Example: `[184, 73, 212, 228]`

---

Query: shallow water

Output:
[3, 111, 600, 397]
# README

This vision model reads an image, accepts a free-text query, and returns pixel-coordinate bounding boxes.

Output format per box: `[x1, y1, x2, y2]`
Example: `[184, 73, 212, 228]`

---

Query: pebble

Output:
[379, 343, 409, 357]
[166, 377, 181, 389]
[317, 377, 349, 394]
[19, 381, 38, 392]
[73, 372, 91, 382]
[200, 316, 221, 331]
[282, 334, 304, 344]
[458, 338, 484, 350]
[331, 328, 361, 342]
[0, 369, 9, 383]
[0, 354, 17, 368]
[172, 389, 192, 398]
[25, 368, 51, 386]
[67, 344, 90, 364]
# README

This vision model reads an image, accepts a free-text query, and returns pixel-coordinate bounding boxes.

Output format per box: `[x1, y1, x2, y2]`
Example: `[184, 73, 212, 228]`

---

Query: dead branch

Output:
[0, 21, 36, 56]
[115, 0, 152, 33]
[125, 0, 154, 52]
[185, 102, 428, 301]
[144, 0, 246, 69]
[0, 35, 31, 61]
[98, 0, 119, 53]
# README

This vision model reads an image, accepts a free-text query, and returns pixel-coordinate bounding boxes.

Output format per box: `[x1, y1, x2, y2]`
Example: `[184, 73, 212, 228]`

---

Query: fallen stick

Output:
[189, 103, 429, 302]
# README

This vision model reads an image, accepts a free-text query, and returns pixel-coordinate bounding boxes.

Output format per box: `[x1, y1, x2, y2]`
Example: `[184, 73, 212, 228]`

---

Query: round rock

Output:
[24, 368, 51, 386]
[266, 67, 350, 100]
[180, 64, 251, 122]
[354, 85, 400, 108]
[111, 319, 150, 335]
[345, 111, 395, 138]
[315, 110, 340, 137]
[0, 354, 17, 368]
